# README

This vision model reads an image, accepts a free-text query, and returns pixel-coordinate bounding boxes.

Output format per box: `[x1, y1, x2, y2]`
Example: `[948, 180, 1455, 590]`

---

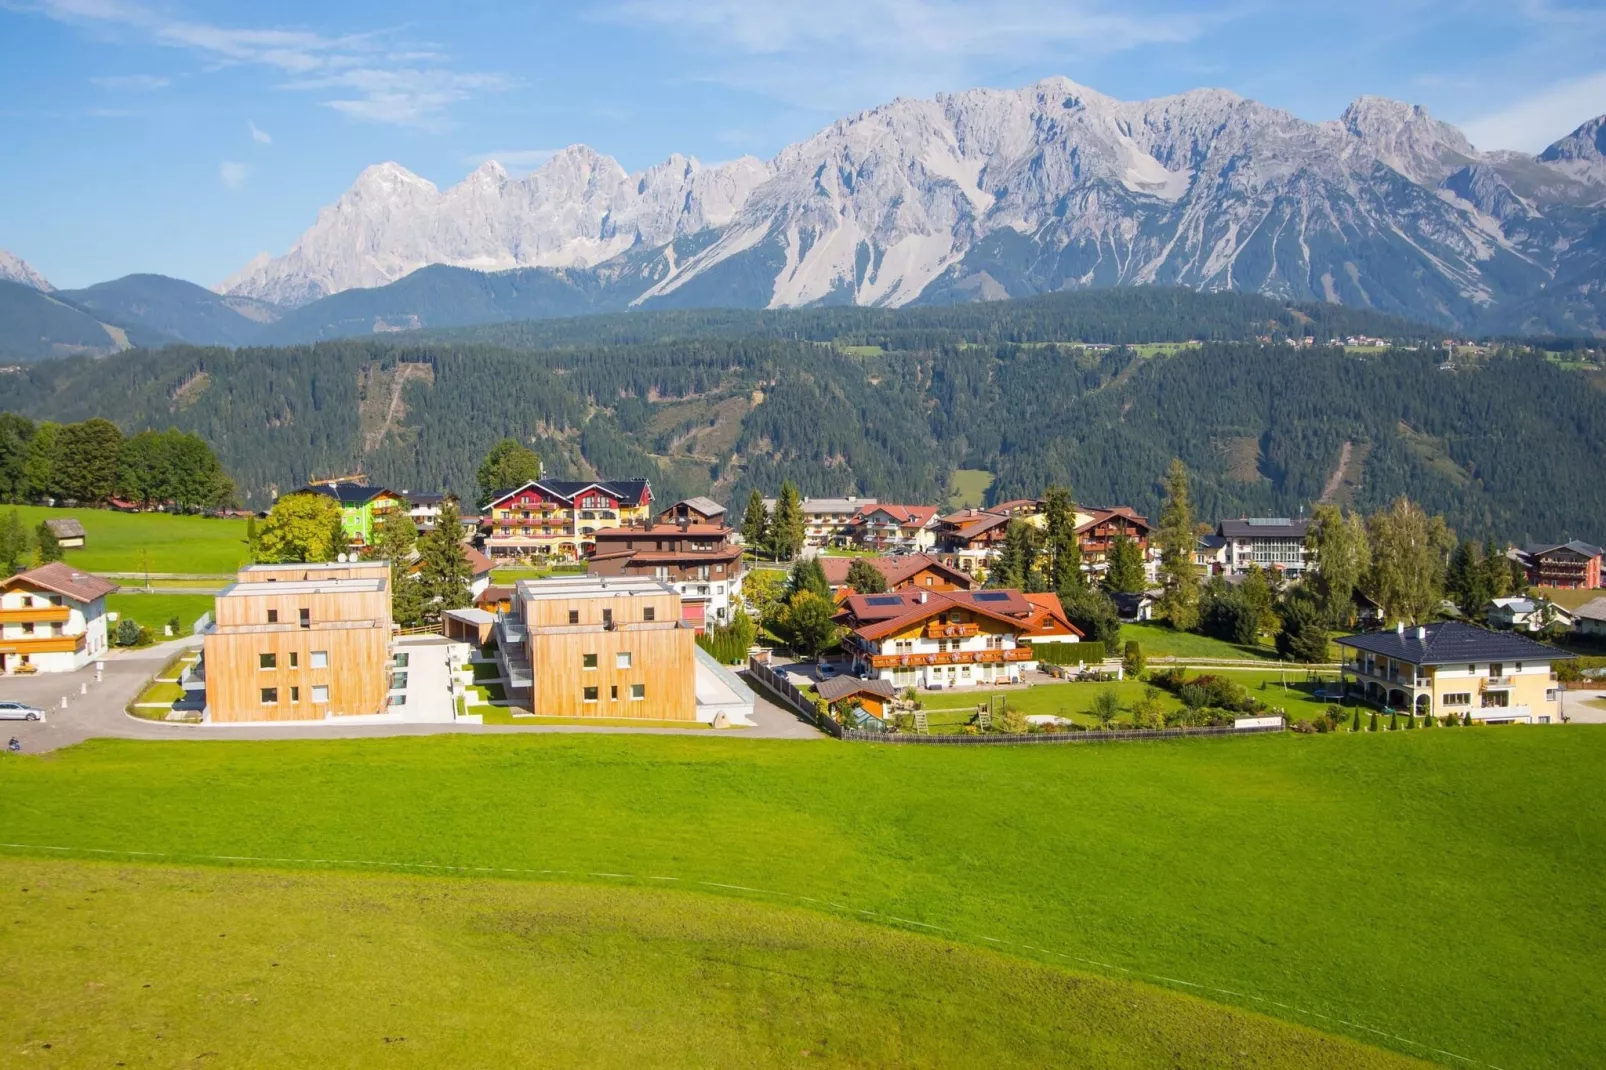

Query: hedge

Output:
[1032, 640, 1106, 665]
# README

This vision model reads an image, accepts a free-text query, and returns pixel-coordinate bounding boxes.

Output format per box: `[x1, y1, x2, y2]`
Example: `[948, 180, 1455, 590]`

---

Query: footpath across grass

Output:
[0, 730, 1602, 1067]
[0, 857, 1414, 1069]
[3, 505, 248, 575]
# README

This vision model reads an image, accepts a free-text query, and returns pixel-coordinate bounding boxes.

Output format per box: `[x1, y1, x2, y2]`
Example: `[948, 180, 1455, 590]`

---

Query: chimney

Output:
[918, 591, 928, 604]
[1416, 626, 1425, 640]
[1396, 621, 1405, 635]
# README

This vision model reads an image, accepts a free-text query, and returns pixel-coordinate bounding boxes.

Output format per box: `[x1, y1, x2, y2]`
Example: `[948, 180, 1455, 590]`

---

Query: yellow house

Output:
[484, 479, 653, 561]
[1336, 621, 1572, 724]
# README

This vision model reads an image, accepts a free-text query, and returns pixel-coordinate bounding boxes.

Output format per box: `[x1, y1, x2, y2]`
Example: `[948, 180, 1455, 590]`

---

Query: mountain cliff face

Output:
[0, 250, 53, 292]
[221, 78, 1606, 333]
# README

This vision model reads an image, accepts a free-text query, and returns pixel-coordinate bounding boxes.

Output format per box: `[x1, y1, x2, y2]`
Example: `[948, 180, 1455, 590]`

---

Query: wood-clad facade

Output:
[494, 575, 697, 721]
[204, 566, 394, 723]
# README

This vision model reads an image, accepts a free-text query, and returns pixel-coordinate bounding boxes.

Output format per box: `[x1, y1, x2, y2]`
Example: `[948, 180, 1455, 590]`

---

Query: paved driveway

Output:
[1562, 689, 1606, 724]
[0, 638, 822, 753]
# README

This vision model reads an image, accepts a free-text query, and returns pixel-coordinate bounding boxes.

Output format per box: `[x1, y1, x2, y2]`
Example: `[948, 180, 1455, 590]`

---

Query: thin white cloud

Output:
[249, 119, 272, 144]
[462, 148, 559, 171]
[89, 73, 169, 90]
[28, 0, 511, 130]
[1461, 71, 1606, 152]
[601, 0, 1218, 110]
[219, 160, 249, 188]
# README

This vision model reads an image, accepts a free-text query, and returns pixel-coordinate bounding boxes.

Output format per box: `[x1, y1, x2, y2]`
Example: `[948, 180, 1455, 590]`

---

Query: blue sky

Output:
[2, 0, 1604, 290]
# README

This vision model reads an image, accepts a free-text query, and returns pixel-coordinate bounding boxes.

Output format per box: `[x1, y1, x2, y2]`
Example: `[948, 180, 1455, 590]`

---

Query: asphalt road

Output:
[0, 638, 821, 753]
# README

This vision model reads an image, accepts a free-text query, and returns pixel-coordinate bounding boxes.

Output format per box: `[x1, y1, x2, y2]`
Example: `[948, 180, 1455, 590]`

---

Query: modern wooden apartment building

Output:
[492, 575, 697, 720]
[202, 561, 394, 723]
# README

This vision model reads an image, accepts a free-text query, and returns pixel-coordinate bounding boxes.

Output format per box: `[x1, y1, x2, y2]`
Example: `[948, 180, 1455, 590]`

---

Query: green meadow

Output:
[1, 729, 1602, 1067]
[106, 592, 216, 632]
[5, 505, 249, 575]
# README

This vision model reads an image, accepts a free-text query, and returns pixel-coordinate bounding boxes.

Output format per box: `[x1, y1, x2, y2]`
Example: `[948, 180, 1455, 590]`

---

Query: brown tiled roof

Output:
[853, 504, 939, 526]
[1022, 592, 1085, 638]
[477, 584, 515, 607]
[1075, 506, 1151, 534]
[591, 546, 743, 565]
[837, 588, 1039, 642]
[592, 523, 733, 539]
[816, 676, 898, 703]
[820, 553, 974, 590]
[2, 561, 118, 603]
[462, 543, 494, 575]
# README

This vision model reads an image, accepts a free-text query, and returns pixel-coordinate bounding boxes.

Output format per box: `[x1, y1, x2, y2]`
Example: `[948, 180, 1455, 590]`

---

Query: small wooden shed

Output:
[43, 517, 86, 549]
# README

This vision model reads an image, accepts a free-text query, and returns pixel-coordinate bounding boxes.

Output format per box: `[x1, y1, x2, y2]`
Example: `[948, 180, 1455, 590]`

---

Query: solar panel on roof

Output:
[1247, 517, 1293, 526]
[865, 595, 904, 606]
[973, 592, 1012, 602]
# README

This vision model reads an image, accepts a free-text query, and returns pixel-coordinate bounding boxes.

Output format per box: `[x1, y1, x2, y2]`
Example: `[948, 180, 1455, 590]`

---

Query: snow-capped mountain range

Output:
[212, 77, 1605, 332]
[0, 250, 52, 292]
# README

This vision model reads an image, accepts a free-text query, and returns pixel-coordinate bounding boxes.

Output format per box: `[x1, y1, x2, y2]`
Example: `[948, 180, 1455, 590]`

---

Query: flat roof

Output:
[515, 575, 677, 600]
[239, 561, 391, 572]
[218, 578, 387, 597]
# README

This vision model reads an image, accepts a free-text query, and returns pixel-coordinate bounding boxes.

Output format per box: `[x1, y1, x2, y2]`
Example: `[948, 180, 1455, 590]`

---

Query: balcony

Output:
[867, 647, 1032, 669]
[0, 606, 70, 624]
[924, 621, 978, 640]
[1485, 676, 1515, 688]
[0, 633, 85, 655]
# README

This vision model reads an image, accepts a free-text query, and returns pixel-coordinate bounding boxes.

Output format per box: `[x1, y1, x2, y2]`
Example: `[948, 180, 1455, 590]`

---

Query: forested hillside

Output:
[0, 291, 1600, 543]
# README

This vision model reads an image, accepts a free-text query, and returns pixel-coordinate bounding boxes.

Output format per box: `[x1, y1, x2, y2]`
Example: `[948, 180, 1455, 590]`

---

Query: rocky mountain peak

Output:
[0, 249, 53, 292]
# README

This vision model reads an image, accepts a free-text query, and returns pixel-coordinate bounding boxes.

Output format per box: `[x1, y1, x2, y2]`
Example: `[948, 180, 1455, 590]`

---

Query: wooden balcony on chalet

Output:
[923, 621, 978, 640]
[867, 647, 1033, 669]
[0, 633, 85, 655]
[0, 606, 71, 624]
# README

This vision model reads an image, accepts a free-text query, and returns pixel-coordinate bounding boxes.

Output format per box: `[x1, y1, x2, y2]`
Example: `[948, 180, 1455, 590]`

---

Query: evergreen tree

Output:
[1445, 540, 1491, 618]
[22, 422, 58, 501]
[1102, 533, 1147, 593]
[390, 565, 430, 628]
[788, 556, 831, 600]
[769, 482, 806, 562]
[845, 557, 888, 593]
[988, 519, 1039, 590]
[1368, 711, 1379, 732]
[1276, 591, 1332, 663]
[1155, 458, 1200, 630]
[476, 438, 543, 506]
[1350, 708, 1361, 732]
[245, 515, 260, 563]
[1041, 484, 1082, 592]
[416, 499, 474, 619]
[1058, 586, 1123, 648]
[33, 520, 61, 564]
[1481, 537, 1513, 599]
[740, 489, 770, 560]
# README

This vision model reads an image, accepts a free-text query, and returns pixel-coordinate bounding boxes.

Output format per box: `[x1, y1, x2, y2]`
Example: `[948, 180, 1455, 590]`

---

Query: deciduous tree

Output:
[0, 509, 32, 573]
[257, 492, 344, 563]
[475, 438, 543, 506]
[1155, 459, 1200, 630]
[33, 520, 61, 564]
[1364, 497, 1454, 625]
[1306, 504, 1370, 626]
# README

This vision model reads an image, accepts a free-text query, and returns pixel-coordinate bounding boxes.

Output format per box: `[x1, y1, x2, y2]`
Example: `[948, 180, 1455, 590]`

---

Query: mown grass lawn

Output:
[0, 858, 1413, 1070]
[3, 505, 248, 574]
[106, 593, 216, 633]
[1120, 622, 1281, 661]
[0, 730, 1602, 1067]
[945, 467, 994, 509]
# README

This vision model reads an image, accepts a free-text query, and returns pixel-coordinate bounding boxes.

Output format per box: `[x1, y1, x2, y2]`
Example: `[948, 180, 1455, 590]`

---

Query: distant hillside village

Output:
[2, 432, 1599, 734]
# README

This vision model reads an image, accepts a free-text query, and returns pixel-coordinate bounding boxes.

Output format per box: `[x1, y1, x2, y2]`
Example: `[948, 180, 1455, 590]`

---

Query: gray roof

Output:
[816, 676, 898, 702]
[1196, 534, 1228, 550]
[1336, 622, 1574, 665]
[674, 496, 726, 516]
[1524, 540, 1604, 559]
[1218, 517, 1310, 539]
[43, 517, 86, 538]
[1573, 597, 1606, 622]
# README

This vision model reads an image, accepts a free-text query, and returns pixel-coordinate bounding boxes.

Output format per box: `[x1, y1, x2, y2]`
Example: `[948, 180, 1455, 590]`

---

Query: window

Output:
[610, 685, 618, 700]
[1442, 693, 1471, 706]
[267, 609, 278, 624]
[390, 672, 408, 690]
[310, 650, 328, 669]
[1514, 662, 1523, 673]
[583, 653, 598, 669]
[1482, 691, 1510, 709]
[290, 686, 300, 702]
[568, 610, 580, 624]
[289, 652, 298, 668]
[630, 683, 645, 700]
[1467, 664, 1476, 674]
[259, 653, 276, 669]
[643, 607, 655, 622]
[1546, 688, 1560, 703]
[393, 652, 410, 668]
[1490, 663, 1503, 678]
[260, 687, 278, 705]
[583, 686, 599, 703]
[616, 651, 632, 669]
[389, 694, 407, 707]
[20, 623, 32, 635]
[312, 685, 329, 703]
[298, 608, 310, 629]
[602, 608, 613, 626]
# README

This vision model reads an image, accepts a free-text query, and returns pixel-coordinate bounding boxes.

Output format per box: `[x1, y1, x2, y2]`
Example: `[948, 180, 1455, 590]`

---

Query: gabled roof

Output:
[937, 510, 1012, 541]
[43, 517, 86, 538]
[486, 478, 652, 510]
[818, 553, 975, 591]
[1573, 597, 1606, 623]
[1075, 506, 1151, 534]
[1021, 592, 1086, 638]
[1524, 540, 1605, 560]
[837, 588, 1041, 642]
[854, 504, 939, 527]
[1335, 621, 1574, 665]
[816, 676, 898, 703]
[592, 523, 732, 539]
[404, 492, 449, 507]
[293, 483, 393, 506]
[1, 561, 118, 603]
[668, 496, 725, 517]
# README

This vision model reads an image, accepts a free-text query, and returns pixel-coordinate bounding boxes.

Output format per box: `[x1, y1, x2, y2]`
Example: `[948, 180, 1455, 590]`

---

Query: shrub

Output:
[1122, 641, 1145, 678]
[1368, 711, 1379, 732]
[1034, 640, 1104, 666]
[1350, 708, 1361, 732]
[995, 706, 1029, 734]
[113, 618, 142, 647]
[1091, 687, 1122, 728]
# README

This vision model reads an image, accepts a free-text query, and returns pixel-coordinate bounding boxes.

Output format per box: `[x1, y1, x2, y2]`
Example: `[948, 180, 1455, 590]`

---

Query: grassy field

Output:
[1, 731, 1602, 1067]
[1119, 622, 1284, 661]
[106, 592, 216, 632]
[476, 710, 713, 728]
[2, 505, 249, 574]
[1530, 586, 1605, 611]
[0, 858, 1414, 1069]
[945, 468, 994, 509]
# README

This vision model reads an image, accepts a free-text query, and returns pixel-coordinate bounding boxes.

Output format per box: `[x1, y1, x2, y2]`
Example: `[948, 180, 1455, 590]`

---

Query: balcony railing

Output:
[1485, 676, 1515, 687]
[924, 621, 978, 639]
[0, 606, 70, 624]
[867, 647, 1032, 669]
[0, 633, 85, 655]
